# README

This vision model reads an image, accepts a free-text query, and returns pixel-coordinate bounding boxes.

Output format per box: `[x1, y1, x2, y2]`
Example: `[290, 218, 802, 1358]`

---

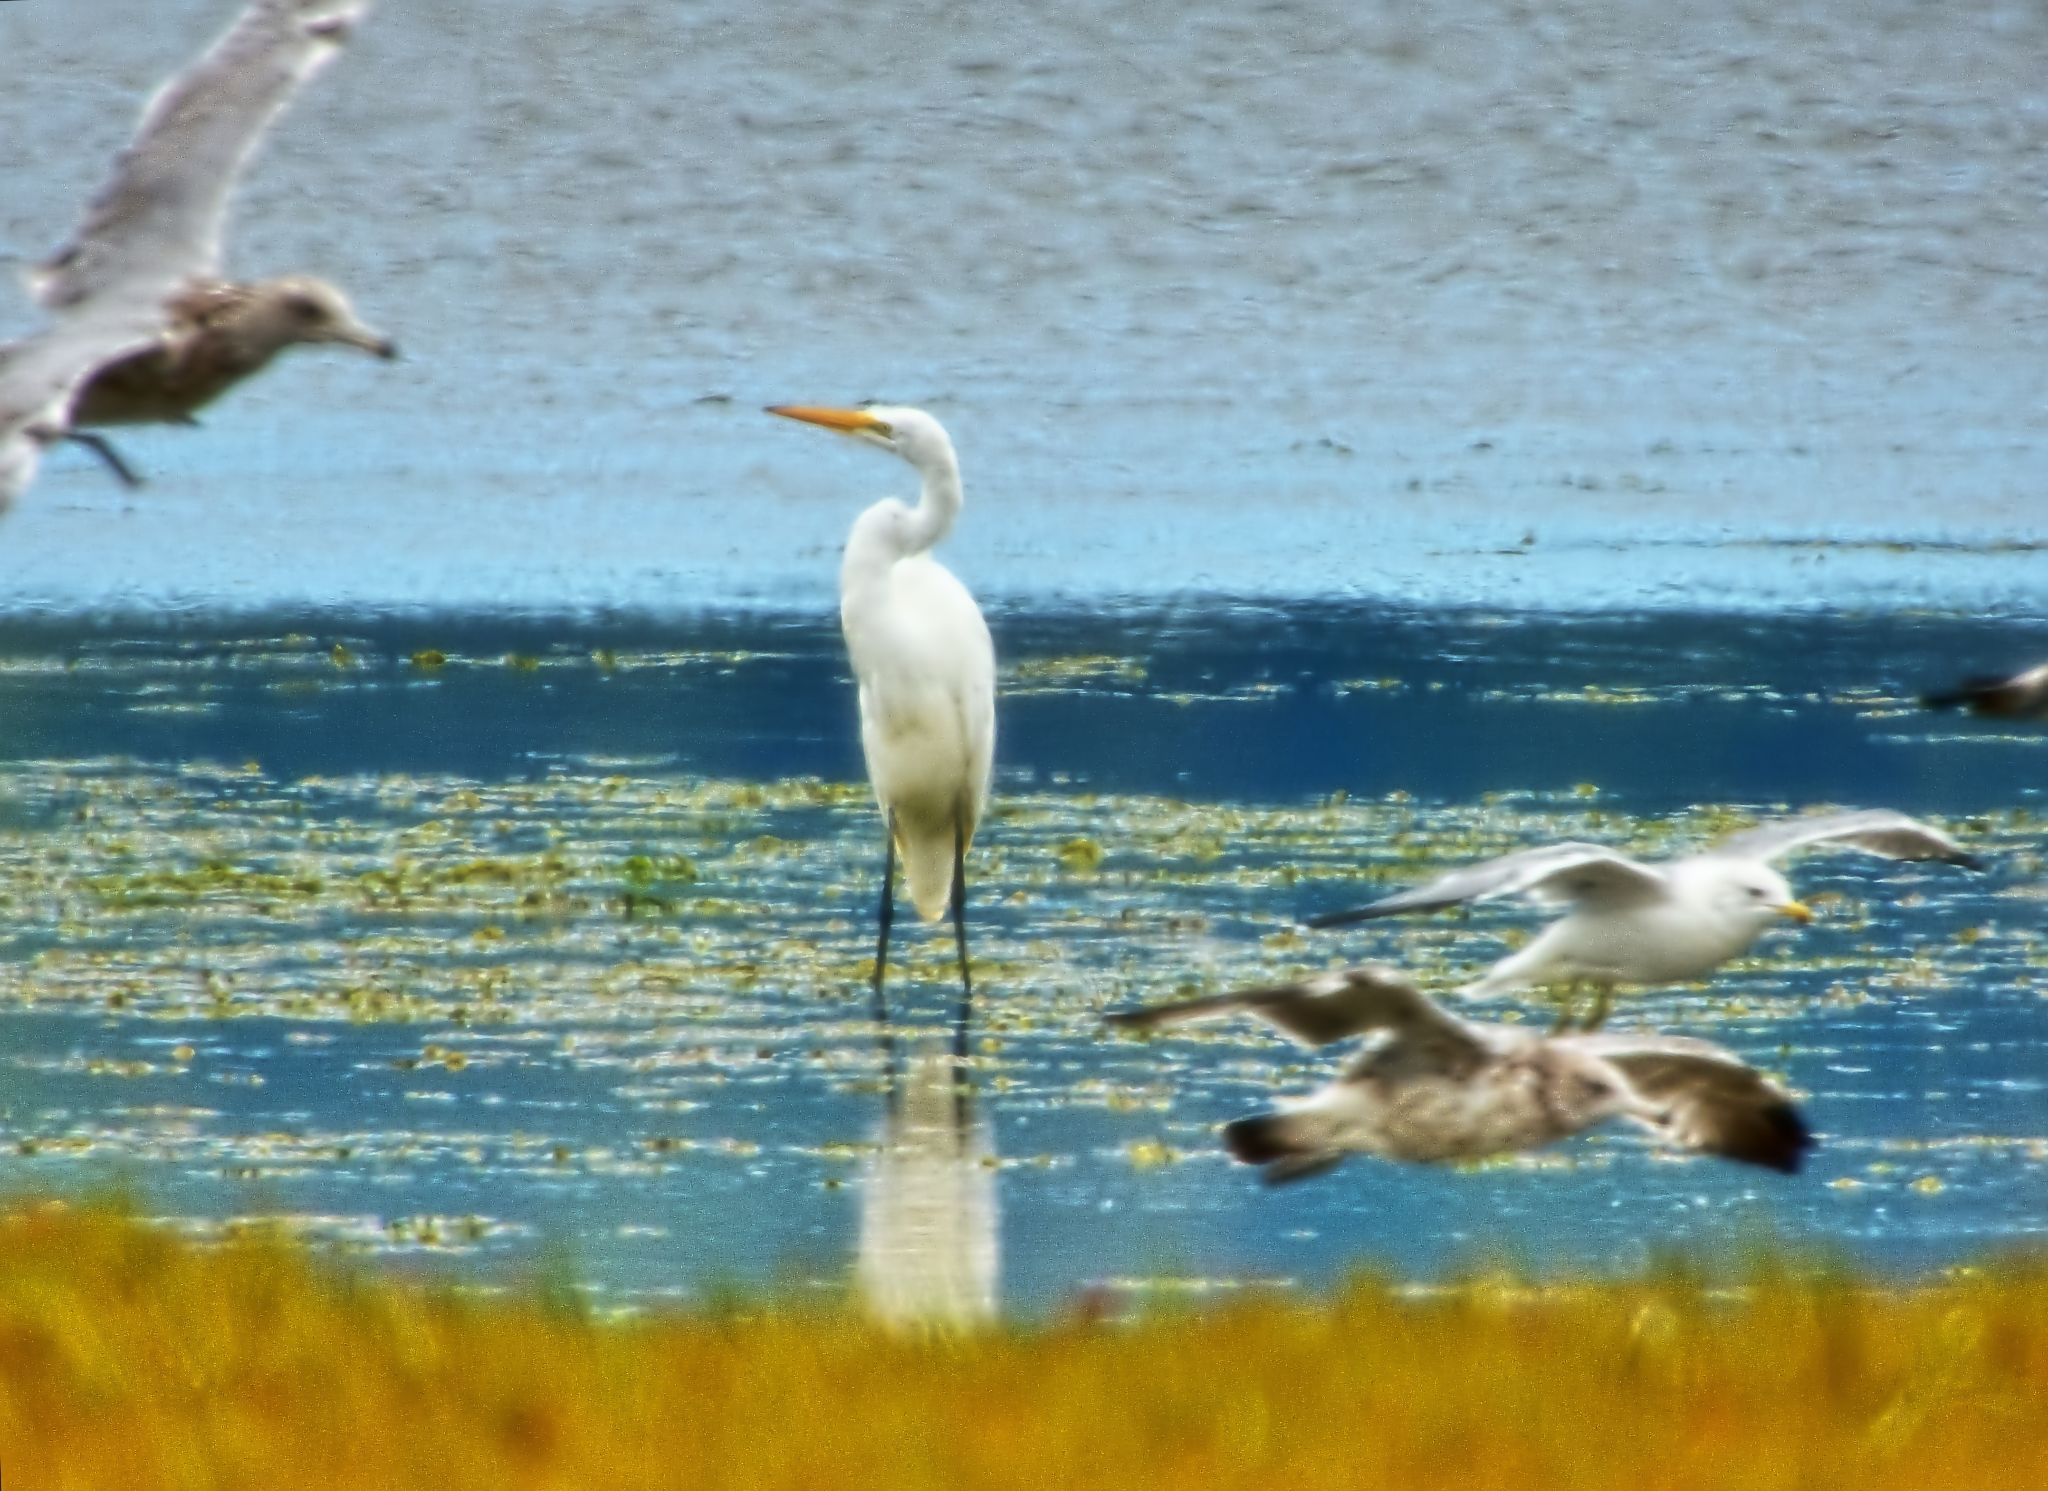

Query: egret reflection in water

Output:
[858, 1044, 998, 1329]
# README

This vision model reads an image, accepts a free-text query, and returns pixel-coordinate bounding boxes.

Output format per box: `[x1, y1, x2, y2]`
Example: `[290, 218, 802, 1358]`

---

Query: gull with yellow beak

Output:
[1305, 809, 1980, 1028]
[766, 404, 995, 1109]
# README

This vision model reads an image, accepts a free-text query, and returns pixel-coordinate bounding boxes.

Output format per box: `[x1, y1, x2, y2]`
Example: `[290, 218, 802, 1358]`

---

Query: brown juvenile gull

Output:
[1923, 661, 2048, 721]
[0, 0, 392, 512]
[1303, 809, 1978, 1027]
[1107, 965, 1814, 1183]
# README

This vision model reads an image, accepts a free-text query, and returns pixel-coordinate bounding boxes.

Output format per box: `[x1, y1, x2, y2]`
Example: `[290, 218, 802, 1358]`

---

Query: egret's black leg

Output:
[949, 810, 975, 1134]
[64, 432, 144, 489]
[873, 816, 900, 1115]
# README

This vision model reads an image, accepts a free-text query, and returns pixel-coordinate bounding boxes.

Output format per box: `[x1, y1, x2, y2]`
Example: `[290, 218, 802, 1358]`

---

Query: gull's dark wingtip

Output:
[1221, 1114, 1291, 1166]
[1302, 904, 1381, 931]
[1738, 1102, 1816, 1176]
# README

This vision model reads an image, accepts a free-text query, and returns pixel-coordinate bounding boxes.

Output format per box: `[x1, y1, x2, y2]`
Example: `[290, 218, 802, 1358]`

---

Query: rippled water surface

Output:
[1, 0, 2044, 614]
[0, 2, 2042, 1308]
[0, 611, 2041, 1307]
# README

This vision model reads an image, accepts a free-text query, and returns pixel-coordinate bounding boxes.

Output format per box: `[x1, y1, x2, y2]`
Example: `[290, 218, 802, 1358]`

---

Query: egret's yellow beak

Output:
[766, 405, 887, 435]
[1779, 900, 1816, 924]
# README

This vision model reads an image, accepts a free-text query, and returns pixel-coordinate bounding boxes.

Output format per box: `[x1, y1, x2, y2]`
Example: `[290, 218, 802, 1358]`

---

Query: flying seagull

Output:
[1304, 809, 1978, 1026]
[1107, 964, 1814, 1181]
[1, 0, 393, 512]
[1923, 661, 2048, 721]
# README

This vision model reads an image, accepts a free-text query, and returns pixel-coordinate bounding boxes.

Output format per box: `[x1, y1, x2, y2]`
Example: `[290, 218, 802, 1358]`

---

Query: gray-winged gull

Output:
[1304, 809, 1978, 1025]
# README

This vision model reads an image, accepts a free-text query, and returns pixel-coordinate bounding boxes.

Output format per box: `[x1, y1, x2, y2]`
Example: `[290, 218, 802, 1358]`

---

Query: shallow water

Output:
[0, 2, 2042, 1308]
[0, 611, 2040, 1308]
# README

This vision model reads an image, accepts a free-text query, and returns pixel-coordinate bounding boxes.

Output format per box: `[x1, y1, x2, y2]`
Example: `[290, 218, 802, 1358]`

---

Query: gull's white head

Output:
[1699, 859, 1813, 931]
[257, 275, 397, 358]
[766, 404, 956, 474]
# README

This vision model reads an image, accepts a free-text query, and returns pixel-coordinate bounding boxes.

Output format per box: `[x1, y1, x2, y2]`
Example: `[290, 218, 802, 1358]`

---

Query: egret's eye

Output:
[1747, 886, 1768, 899]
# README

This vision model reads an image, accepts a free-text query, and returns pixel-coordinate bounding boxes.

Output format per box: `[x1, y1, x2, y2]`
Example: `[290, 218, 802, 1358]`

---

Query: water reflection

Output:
[858, 1044, 998, 1329]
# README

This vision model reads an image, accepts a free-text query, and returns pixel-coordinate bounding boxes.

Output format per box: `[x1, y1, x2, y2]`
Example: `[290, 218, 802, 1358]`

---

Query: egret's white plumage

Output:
[771, 404, 995, 921]
[1306, 809, 1978, 1015]
[1108, 965, 1815, 1179]
[768, 404, 994, 1102]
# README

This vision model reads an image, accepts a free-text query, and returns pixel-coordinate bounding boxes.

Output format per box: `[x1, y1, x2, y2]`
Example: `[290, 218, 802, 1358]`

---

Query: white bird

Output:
[767, 404, 996, 1103]
[1, 0, 393, 512]
[1923, 661, 2048, 721]
[1306, 809, 1979, 1026]
[1108, 964, 1815, 1181]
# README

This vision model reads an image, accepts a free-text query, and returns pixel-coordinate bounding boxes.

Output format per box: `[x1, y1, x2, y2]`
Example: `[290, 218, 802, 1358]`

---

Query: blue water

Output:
[0, 1, 2043, 1307]
[0, 610, 2040, 1308]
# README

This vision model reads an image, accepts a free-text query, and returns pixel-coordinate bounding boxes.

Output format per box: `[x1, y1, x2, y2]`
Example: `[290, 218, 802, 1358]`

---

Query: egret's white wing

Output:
[1566, 1033, 1814, 1174]
[1715, 809, 1979, 869]
[1305, 843, 1668, 928]
[32, 0, 372, 317]
[1106, 964, 1483, 1062]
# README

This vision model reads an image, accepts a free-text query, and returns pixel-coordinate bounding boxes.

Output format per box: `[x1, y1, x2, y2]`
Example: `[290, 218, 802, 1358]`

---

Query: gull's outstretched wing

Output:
[1106, 964, 1483, 1061]
[1304, 843, 1668, 928]
[1567, 1033, 1814, 1175]
[1714, 809, 1980, 870]
[32, 0, 372, 318]
[0, 310, 163, 510]
[1923, 663, 2048, 720]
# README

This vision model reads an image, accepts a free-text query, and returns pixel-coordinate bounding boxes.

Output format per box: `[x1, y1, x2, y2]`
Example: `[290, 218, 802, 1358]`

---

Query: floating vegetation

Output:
[3, 1204, 2048, 1490]
[0, 626, 2040, 1306]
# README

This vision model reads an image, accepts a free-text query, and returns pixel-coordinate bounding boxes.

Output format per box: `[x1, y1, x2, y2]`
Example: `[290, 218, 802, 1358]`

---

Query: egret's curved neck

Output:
[841, 442, 965, 607]
[899, 444, 963, 558]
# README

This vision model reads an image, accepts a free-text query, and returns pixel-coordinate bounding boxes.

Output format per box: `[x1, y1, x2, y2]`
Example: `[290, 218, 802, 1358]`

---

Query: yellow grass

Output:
[3, 1203, 2046, 1490]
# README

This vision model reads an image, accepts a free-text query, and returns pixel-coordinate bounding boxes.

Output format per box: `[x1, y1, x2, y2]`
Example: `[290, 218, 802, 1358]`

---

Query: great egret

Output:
[1305, 809, 1978, 1027]
[1, 0, 393, 510]
[766, 404, 995, 1111]
[1923, 661, 2048, 720]
[1107, 965, 1814, 1180]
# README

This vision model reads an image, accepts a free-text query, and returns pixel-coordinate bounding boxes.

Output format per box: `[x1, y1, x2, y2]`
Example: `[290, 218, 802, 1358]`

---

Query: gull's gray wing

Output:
[32, 0, 372, 317]
[1106, 964, 1486, 1064]
[0, 310, 163, 511]
[1566, 1033, 1814, 1174]
[1304, 843, 1668, 928]
[1714, 809, 1980, 870]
